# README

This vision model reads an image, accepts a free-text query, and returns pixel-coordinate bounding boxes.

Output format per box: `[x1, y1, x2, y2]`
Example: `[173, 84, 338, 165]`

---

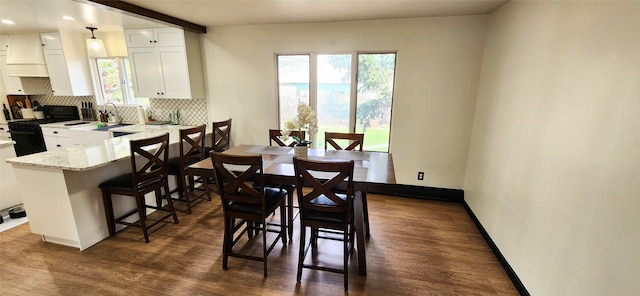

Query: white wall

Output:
[465, 1, 640, 295]
[201, 16, 487, 187]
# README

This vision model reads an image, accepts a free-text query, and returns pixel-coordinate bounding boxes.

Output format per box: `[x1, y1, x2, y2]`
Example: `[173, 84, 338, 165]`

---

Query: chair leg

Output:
[297, 224, 306, 283]
[280, 203, 287, 244]
[163, 182, 179, 224]
[262, 218, 268, 277]
[343, 226, 349, 291]
[179, 173, 193, 214]
[101, 188, 116, 236]
[361, 191, 370, 238]
[134, 193, 150, 243]
[287, 187, 294, 240]
[222, 217, 230, 270]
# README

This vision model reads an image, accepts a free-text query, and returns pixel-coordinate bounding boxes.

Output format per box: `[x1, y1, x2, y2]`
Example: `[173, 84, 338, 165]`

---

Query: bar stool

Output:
[99, 133, 179, 243]
[166, 125, 210, 214]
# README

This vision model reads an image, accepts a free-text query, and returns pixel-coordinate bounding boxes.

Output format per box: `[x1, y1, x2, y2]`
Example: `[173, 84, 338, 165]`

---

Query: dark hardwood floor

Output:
[0, 193, 518, 295]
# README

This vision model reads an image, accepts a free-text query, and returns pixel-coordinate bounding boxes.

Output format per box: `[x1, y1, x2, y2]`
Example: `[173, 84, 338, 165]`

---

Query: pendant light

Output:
[86, 26, 107, 58]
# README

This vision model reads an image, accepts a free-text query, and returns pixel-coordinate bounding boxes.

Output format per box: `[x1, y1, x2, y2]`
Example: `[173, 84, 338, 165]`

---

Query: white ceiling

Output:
[0, 0, 508, 34]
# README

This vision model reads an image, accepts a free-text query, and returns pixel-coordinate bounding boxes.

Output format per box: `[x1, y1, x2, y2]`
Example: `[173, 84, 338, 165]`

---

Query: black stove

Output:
[8, 105, 80, 156]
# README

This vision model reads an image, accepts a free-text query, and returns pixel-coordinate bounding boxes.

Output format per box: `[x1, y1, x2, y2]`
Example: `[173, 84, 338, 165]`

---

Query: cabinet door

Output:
[158, 47, 191, 98]
[42, 49, 72, 96]
[124, 28, 155, 48]
[40, 33, 63, 50]
[128, 47, 163, 97]
[153, 28, 184, 47]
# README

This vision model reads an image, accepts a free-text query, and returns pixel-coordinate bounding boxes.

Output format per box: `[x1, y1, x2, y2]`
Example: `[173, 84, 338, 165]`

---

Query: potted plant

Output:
[282, 103, 318, 158]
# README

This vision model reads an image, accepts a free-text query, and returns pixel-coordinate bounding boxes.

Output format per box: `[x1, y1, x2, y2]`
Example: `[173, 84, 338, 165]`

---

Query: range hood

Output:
[5, 33, 49, 77]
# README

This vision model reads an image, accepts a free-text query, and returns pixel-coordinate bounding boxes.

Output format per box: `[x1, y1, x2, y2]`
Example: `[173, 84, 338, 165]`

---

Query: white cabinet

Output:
[0, 123, 11, 141]
[40, 32, 93, 96]
[124, 27, 204, 99]
[124, 28, 185, 48]
[42, 126, 72, 150]
[42, 126, 111, 150]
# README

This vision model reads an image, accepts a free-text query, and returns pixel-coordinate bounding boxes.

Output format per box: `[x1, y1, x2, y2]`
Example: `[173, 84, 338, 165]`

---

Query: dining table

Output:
[186, 144, 396, 276]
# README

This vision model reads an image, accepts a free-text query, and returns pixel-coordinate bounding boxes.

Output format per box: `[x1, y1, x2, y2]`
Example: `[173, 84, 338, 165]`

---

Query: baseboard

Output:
[463, 201, 530, 296]
[390, 184, 464, 202]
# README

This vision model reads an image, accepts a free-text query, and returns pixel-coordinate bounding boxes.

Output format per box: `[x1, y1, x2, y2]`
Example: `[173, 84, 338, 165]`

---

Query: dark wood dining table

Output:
[186, 144, 396, 276]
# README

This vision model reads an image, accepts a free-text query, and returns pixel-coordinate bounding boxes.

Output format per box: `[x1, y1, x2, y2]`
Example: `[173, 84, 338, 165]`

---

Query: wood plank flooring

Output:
[0, 193, 518, 295]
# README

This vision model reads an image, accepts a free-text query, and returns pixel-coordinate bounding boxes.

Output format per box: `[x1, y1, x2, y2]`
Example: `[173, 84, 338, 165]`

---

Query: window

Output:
[277, 53, 396, 152]
[94, 57, 148, 105]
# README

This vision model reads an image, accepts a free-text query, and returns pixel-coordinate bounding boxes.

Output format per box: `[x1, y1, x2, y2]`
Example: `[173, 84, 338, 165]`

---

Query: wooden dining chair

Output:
[166, 125, 211, 214]
[99, 133, 179, 243]
[267, 128, 307, 238]
[269, 129, 306, 147]
[293, 157, 355, 291]
[324, 132, 365, 151]
[211, 152, 288, 277]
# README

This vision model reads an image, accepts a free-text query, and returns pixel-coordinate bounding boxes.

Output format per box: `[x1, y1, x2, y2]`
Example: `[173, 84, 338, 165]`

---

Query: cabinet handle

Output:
[149, 40, 153, 43]
[154, 40, 158, 43]
[56, 145, 61, 147]
[53, 131, 58, 134]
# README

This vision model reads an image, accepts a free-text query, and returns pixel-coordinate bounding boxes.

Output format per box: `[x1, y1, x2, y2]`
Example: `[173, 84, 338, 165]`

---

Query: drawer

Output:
[41, 127, 70, 138]
[44, 137, 70, 150]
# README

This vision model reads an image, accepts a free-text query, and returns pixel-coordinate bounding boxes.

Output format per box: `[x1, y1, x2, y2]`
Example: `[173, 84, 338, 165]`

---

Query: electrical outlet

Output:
[417, 171, 424, 180]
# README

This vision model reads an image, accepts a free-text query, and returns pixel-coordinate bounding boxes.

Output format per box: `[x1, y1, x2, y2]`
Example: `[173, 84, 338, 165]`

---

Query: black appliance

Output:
[8, 105, 80, 156]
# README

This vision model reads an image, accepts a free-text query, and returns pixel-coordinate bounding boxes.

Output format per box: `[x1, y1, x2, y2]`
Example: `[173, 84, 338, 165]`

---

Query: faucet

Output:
[103, 103, 122, 124]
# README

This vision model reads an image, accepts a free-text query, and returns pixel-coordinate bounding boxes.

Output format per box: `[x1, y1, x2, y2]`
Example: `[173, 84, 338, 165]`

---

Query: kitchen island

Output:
[0, 139, 22, 211]
[6, 124, 190, 250]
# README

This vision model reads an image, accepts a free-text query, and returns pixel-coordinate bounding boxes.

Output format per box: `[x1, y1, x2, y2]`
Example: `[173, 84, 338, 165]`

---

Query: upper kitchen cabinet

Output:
[124, 27, 204, 99]
[0, 35, 47, 95]
[40, 32, 93, 96]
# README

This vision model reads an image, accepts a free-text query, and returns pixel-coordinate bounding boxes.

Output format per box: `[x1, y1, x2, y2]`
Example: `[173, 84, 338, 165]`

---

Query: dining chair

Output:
[99, 133, 179, 243]
[293, 156, 355, 291]
[211, 152, 288, 277]
[269, 129, 306, 147]
[268, 128, 307, 238]
[166, 125, 211, 214]
[324, 132, 365, 151]
[324, 131, 370, 237]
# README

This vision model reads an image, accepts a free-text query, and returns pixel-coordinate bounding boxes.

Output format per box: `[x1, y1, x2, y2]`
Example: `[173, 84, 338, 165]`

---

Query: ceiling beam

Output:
[76, 0, 207, 34]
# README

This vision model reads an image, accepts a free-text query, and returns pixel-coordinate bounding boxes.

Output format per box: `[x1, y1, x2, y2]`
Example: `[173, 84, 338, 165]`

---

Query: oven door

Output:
[8, 127, 47, 156]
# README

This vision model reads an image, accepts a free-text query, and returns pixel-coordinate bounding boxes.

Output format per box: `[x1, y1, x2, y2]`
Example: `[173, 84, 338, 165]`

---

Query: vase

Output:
[294, 145, 308, 159]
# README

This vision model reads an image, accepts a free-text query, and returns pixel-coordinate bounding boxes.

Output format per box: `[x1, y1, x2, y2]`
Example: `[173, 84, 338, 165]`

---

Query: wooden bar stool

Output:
[293, 157, 355, 291]
[166, 125, 210, 214]
[99, 133, 179, 243]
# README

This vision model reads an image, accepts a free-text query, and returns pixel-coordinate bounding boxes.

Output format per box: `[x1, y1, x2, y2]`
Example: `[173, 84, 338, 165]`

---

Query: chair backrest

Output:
[130, 133, 170, 191]
[179, 124, 206, 169]
[269, 129, 307, 147]
[212, 119, 232, 152]
[324, 132, 365, 151]
[211, 152, 265, 211]
[293, 157, 355, 216]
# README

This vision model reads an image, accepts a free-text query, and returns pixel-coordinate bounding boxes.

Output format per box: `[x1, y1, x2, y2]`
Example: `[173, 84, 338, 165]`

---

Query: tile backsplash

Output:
[30, 79, 208, 126]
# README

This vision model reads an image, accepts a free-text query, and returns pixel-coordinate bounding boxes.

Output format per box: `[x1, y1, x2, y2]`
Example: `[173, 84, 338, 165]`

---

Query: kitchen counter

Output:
[0, 139, 15, 148]
[6, 124, 184, 171]
[7, 123, 197, 250]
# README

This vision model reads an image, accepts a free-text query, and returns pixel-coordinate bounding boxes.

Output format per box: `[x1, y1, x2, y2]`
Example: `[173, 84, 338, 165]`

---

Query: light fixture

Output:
[1, 19, 15, 25]
[85, 26, 107, 58]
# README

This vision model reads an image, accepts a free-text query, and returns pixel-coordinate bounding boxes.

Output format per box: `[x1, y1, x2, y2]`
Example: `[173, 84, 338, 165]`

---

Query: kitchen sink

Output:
[92, 123, 133, 131]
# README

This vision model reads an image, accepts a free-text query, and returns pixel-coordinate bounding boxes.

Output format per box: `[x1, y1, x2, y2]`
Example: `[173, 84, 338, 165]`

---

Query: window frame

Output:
[89, 56, 149, 106]
[275, 51, 397, 152]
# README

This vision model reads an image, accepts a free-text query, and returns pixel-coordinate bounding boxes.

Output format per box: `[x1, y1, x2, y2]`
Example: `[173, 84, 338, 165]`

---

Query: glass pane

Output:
[316, 54, 351, 149]
[96, 58, 124, 104]
[123, 58, 149, 105]
[277, 55, 309, 128]
[355, 53, 396, 152]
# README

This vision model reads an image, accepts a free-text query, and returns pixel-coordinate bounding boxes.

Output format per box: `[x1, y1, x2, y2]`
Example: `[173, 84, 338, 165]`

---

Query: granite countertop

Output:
[0, 140, 15, 148]
[6, 124, 190, 171]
